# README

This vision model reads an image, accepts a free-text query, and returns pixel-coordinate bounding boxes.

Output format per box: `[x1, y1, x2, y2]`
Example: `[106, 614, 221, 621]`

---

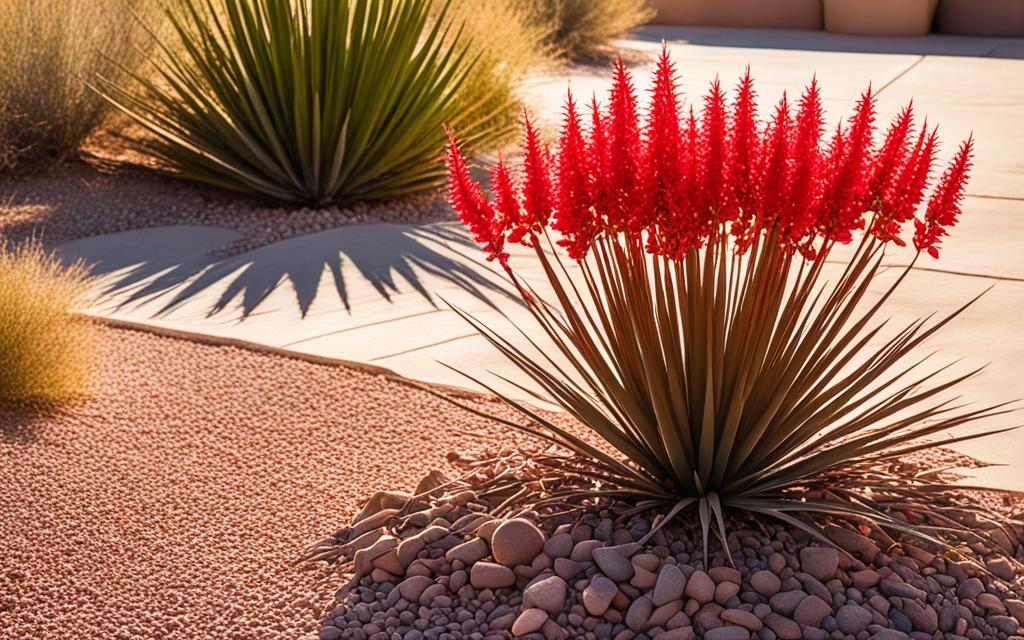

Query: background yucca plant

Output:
[0, 0, 159, 171]
[443, 51, 1015, 553]
[100, 0, 504, 205]
[0, 239, 96, 406]
[515, 0, 653, 60]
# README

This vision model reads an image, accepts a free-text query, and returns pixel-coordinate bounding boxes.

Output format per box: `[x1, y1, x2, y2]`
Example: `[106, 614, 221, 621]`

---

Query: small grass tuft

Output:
[0, 240, 96, 406]
[517, 0, 654, 60]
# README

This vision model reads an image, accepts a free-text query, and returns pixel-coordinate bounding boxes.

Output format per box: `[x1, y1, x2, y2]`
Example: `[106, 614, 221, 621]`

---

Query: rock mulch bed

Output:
[311, 479, 1024, 640]
[0, 163, 455, 255]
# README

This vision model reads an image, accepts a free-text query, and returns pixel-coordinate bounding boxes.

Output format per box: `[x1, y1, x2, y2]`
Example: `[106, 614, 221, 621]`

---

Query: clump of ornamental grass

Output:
[0, 0, 158, 171]
[439, 0, 554, 149]
[0, 240, 96, 406]
[517, 0, 653, 60]
[442, 50, 1016, 556]
[98, 0, 517, 206]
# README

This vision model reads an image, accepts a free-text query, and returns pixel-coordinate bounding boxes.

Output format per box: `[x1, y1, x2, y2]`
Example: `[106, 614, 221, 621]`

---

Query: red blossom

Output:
[444, 127, 506, 266]
[783, 80, 825, 247]
[754, 94, 792, 240]
[886, 123, 938, 231]
[698, 78, 732, 222]
[816, 87, 876, 245]
[604, 59, 643, 231]
[914, 136, 973, 258]
[644, 47, 689, 256]
[728, 69, 759, 235]
[444, 54, 972, 269]
[553, 92, 597, 259]
[490, 154, 526, 244]
[521, 112, 554, 237]
[869, 103, 915, 242]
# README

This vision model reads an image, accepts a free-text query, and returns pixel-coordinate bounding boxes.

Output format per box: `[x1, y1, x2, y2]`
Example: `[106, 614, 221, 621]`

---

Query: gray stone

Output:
[835, 604, 873, 634]
[991, 615, 1021, 635]
[888, 608, 912, 633]
[793, 594, 831, 626]
[653, 564, 687, 607]
[543, 532, 574, 559]
[553, 557, 582, 581]
[491, 518, 545, 568]
[582, 576, 618, 616]
[445, 538, 489, 565]
[799, 547, 839, 582]
[523, 575, 568, 614]
[986, 557, 1016, 582]
[512, 608, 548, 636]
[763, 613, 800, 640]
[626, 596, 655, 631]
[869, 631, 910, 640]
[684, 570, 715, 604]
[977, 592, 1006, 614]
[1006, 598, 1024, 625]
[900, 598, 937, 633]
[397, 575, 432, 601]
[850, 569, 880, 590]
[768, 590, 807, 617]
[705, 626, 750, 640]
[655, 627, 695, 640]
[955, 577, 984, 600]
[470, 562, 515, 590]
[720, 608, 763, 631]
[593, 547, 635, 582]
[751, 570, 781, 597]
[879, 579, 925, 600]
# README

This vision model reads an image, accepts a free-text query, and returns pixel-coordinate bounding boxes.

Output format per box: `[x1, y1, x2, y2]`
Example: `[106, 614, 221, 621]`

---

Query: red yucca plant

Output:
[443, 50, 1014, 554]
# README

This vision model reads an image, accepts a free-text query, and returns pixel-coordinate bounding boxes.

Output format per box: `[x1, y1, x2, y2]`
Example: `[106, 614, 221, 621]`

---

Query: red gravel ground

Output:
[0, 324, 534, 640]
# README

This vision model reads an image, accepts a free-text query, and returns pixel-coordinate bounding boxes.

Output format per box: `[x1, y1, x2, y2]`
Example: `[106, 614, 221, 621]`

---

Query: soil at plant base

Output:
[0, 323, 547, 640]
[311, 456, 1024, 640]
[0, 161, 456, 256]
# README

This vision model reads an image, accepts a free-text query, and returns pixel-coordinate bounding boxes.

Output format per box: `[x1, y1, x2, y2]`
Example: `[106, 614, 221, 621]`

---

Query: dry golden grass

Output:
[518, 0, 653, 60]
[0, 0, 160, 171]
[0, 240, 96, 406]
[438, 0, 555, 149]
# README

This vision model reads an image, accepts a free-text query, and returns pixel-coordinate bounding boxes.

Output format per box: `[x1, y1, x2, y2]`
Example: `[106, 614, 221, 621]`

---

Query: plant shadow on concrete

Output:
[65, 223, 522, 319]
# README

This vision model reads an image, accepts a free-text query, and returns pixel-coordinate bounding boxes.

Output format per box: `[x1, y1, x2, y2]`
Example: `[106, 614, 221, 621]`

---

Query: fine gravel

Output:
[0, 162, 456, 255]
[0, 324, 540, 640]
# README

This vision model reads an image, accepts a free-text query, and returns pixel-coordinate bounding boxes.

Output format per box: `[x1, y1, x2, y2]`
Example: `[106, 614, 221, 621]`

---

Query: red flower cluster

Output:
[445, 49, 973, 266]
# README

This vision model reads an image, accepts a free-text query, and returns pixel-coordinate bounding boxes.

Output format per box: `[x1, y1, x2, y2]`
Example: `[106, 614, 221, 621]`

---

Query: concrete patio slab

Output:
[59, 26, 1024, 490]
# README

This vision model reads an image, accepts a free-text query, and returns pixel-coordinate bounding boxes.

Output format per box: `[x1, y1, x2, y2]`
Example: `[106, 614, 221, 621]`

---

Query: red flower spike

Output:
[914, 136, 973, 258]
[870, 103, 914, 201]
[605, 58, 643, 232]
[816, 87, 876, 244]
[553, 92, 598, 260]
[728, 69, 759, 237]
[645, 47, 690, 255]
[755, 93, 792, 238]
[444, 127, 507, 266]
[699, 78, 732, 222]
[490, 154, 527, 245]
[869, 104, 915, 241]
[887, 123, 939, 239]
[442, 53, 973, 269]
[521, 111, 554, 238]
[783, 79, 825, 246]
